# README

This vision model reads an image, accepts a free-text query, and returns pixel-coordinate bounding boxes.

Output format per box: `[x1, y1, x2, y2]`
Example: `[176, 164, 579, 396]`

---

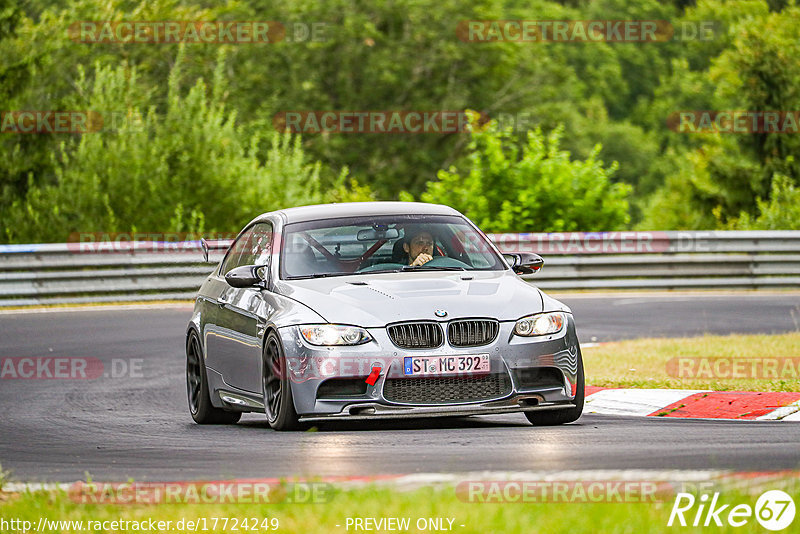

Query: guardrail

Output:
[0, 231, 798, 307]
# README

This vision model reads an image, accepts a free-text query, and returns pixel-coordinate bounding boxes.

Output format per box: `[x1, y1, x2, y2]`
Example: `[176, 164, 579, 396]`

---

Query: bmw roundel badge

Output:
[434, 309, 448, 318]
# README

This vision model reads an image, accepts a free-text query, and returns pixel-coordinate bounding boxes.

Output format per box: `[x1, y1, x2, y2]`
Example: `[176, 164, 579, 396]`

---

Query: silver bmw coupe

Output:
[186, 202, 584, 430]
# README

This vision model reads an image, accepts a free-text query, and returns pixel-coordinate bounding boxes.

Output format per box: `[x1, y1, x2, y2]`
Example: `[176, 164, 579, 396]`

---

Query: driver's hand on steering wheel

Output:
[410, 253, 433, 266]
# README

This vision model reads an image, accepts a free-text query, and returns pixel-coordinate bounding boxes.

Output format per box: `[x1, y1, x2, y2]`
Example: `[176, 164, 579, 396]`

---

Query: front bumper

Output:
[298, 393, 576, 421]
[278, 314, 581, 419]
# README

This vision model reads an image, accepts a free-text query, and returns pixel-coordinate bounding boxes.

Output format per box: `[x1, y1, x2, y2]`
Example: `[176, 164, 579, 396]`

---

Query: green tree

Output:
[228, 0, 611, 197]
[710, 3, 800, 185]
[726, 173, 800, 230]
[0, 0, 231, 214]
[2, 52, 350, 242]
[640, 1, 800, 229]
[418, 117, 630, 232]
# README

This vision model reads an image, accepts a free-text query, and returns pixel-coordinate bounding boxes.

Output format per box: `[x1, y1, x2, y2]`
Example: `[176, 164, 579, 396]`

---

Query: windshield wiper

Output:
[358, 268, 405, 275]
[310, 265, 469, 278]
[292, 272, 347, 279]
[400, 265, 466, 271]
[352, 266, 467, 275]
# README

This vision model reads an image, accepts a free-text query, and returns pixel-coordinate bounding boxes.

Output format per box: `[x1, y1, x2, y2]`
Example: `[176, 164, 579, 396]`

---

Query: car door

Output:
[207, 222, 273, 394]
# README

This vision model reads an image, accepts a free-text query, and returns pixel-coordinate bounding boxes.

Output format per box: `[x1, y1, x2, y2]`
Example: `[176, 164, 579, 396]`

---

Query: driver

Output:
[404, 229, 435, 266]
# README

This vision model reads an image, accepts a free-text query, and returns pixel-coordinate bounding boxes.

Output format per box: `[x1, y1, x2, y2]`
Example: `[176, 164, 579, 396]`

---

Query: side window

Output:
[220, 227, 253, 275]
[239, 223, 273, 267]
[220, 223, 273, 275]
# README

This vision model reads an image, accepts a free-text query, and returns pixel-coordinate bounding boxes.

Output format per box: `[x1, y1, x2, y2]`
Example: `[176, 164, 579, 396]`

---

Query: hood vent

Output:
[366, 286, 395, 299]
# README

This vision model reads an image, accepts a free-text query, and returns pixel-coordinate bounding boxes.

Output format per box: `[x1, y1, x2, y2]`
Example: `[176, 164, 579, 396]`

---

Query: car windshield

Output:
[280, 214, 505, 280]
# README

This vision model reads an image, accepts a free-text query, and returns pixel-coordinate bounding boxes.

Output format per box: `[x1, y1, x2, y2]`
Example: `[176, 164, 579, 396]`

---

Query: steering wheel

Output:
[420, 256, 471, 269]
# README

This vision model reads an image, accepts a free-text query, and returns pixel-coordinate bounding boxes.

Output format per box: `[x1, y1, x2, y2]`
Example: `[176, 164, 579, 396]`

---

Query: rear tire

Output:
[525, 346, 584, 426]
[186, 331, 241, 425]
[262, 331, 302, 431]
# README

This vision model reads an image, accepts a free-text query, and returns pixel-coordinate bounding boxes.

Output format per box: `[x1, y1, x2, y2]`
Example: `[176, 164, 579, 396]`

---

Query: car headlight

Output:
[299, 325, 372, 346]
[514, 312, 566, 337]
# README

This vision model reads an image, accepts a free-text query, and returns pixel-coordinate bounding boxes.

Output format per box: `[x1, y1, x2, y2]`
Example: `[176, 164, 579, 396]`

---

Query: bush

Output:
[2, 50, 353, 243]
[418, 116, 630, 233]
[726, 173, 800, 230]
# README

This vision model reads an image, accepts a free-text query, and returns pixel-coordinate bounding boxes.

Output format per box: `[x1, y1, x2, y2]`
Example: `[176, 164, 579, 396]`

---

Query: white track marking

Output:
[757, 400, 800, 421]
[585, 388, 710, 416]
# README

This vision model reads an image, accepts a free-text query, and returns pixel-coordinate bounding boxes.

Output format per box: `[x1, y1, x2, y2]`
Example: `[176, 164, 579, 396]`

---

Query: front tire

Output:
[262, 331, 302, 431]
[525, 346, 584, 426]
[186, 331, 241, 425]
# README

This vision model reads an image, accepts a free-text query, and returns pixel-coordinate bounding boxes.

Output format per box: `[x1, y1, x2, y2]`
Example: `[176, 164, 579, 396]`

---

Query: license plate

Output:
[403, 354, 490, 376]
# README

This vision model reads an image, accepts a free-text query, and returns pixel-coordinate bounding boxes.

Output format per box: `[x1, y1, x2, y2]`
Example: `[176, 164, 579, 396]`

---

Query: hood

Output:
[274, 271, 552, 327]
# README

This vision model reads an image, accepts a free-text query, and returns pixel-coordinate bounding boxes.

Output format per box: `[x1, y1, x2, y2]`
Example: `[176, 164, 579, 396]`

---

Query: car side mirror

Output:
[503, 253, 544, 275]
[225, 265, 267, 288]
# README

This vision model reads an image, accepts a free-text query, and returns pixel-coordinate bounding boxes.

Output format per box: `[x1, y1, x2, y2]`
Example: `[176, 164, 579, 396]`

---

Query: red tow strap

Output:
[365, 366, 381, 385]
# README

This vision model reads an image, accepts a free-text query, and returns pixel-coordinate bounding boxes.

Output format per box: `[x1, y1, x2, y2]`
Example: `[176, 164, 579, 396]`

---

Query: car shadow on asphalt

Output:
[235, 414, 534, 432]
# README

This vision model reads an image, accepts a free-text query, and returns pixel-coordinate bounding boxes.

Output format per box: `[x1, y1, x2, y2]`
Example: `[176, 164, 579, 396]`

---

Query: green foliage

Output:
[2, 53, 343, 242]
[1, 0, 799, 240]
[638, 136, 765, 230]
[640, 2, 800, 228]
[726, 173, 800, 230]
[326, 176, 377, 203]
[7, 482, 800, 534]
[709, 3, 800, 183]
[227, 0, 594, 197]
[0, 0, 230, 223]
[680, 0, 771, 70]
[419, 117, 630, 232]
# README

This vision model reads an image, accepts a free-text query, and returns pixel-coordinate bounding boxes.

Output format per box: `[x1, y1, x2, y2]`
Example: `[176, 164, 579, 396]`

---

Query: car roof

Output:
[258, 202, 462, 224]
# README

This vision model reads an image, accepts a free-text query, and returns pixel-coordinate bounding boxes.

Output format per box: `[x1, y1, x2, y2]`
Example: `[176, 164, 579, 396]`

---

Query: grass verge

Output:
[2, 483, 799, 533]
[584, 332, 800, 391]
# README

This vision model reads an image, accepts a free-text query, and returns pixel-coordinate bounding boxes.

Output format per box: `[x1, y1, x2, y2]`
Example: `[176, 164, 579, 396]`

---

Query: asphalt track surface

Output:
[1, 293, 799, 482]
